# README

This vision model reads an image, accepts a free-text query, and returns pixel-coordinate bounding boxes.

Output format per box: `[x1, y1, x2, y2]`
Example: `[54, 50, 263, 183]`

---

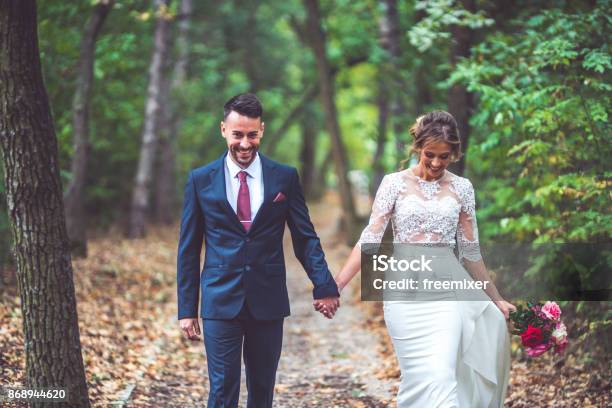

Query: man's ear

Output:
[220, 121, 226, 138]
[260, 121, 265, 137]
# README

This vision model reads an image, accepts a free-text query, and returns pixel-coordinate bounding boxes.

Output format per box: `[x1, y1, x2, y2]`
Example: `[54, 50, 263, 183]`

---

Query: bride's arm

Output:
[335, 244, 362, 293]
[335, 174, 398, 294]
[463, 258, 516, 318]
[461, 258, 503, 302]
[457, 179, 516, 317]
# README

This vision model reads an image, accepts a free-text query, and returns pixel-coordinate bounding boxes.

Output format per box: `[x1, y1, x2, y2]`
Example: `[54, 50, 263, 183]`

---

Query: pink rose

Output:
[526, 342, 552, 357]
[541, 301, 561, 321]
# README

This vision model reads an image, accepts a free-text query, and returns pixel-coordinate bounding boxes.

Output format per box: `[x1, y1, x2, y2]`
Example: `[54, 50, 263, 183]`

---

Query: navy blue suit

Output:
[177, 152, 338, 407]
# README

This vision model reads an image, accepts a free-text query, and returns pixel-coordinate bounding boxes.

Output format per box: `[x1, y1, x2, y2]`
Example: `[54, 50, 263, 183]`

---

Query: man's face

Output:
[221, 111, 264, 168]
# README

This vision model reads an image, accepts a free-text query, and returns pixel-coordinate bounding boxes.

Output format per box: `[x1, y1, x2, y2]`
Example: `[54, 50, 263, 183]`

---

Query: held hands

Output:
[313, 297, 340, 319]
[313, 279, 343, 319]
[179, 318, 201, 340]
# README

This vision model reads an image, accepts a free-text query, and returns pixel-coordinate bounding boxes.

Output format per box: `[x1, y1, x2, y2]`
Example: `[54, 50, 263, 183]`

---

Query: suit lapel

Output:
[208, 152, 245, 233]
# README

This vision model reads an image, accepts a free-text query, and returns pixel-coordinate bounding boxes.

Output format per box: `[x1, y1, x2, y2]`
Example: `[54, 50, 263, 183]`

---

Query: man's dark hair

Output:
[223, 93, 263, 120]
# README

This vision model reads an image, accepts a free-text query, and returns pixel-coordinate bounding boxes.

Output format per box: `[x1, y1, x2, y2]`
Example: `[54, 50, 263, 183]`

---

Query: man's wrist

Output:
[313, 282, 340, 299]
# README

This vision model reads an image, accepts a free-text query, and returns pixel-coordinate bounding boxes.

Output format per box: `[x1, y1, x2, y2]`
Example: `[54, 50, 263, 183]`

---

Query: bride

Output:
[319, 111, 516, 407]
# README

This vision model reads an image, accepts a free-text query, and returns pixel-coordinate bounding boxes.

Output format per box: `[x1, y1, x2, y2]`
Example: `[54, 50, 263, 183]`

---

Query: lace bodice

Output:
[358, 168, 482, 262]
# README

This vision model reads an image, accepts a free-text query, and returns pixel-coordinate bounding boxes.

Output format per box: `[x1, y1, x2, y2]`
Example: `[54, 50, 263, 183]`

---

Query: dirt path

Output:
[273, 200, 394, 407]
[127, 199, 396, 407]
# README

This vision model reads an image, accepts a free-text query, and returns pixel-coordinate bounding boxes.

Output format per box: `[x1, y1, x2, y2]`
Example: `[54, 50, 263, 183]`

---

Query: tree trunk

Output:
[413, 8, 432, 118]
[154, 113, 175, 225]
[447, 0, 474, 176]
[64, 0, 114, 258]
[155, 0, 192, 225]
[242, 1, 260, 92]
[299, 102, 319, 199]
[372, 0, 397, 196]
[0, 2, 90, 406]
[414, 60, 432, 116]
[129, 0, 172, 238]
[264, 84, 318, 157]
[381, 0, 407, 168]
[262, 62, 367, 158]
[302, 0, 357, 236]
[312, 148, 333, 201]
[371, 76, 389, 197]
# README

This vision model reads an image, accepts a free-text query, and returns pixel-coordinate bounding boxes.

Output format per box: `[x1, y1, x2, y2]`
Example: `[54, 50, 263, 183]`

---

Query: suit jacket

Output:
[177, 152, 339, 320]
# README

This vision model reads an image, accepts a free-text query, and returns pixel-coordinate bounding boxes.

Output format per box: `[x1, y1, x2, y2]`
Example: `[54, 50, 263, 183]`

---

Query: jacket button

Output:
[245, 265, 251, 271]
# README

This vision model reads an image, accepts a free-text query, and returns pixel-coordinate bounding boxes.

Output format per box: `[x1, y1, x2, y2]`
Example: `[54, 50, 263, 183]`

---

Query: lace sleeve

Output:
[357, 174, 400, 247]
[456, 178, 483, 262]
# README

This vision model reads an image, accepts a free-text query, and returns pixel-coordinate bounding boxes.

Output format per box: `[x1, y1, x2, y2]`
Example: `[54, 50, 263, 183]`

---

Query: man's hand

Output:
[179, 318, 202, 340]
[313, 297, 340, 319]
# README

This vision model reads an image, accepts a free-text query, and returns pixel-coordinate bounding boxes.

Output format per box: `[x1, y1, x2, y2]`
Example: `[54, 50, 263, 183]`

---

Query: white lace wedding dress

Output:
[358, 168, 510, 407]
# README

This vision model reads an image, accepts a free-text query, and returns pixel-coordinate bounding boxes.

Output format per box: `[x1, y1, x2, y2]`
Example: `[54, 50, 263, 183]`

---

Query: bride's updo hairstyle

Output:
[408, 111, 463, 162]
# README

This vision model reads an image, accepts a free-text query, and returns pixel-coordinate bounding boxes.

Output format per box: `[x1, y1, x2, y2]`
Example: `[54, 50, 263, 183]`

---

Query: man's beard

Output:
[231, 145, 258, 167]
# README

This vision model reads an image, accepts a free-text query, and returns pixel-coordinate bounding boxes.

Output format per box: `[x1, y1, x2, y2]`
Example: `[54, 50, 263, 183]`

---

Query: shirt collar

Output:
[225, 151, 261, 180]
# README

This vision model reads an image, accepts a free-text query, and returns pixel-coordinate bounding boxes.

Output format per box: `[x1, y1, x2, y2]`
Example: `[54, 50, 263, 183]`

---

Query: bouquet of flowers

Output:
[509, 301, 568, 357]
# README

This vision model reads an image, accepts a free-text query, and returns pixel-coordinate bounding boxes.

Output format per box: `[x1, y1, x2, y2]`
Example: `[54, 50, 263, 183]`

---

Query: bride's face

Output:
[417, 141, 452, 180]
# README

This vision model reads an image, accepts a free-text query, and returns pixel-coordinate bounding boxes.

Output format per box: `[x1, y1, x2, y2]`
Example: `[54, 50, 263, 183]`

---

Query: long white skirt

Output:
[384, 300, 510, 407]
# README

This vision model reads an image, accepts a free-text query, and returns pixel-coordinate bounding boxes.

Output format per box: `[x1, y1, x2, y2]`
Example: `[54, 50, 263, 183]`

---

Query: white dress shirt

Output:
[224, 152, 264, 220]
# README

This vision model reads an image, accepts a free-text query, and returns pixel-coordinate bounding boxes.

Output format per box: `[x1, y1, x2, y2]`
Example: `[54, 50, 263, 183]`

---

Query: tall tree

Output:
[299, 101, 322, 199]
[412, 8, 432, 119]
[371, 76, 389, 196]
[64, 0, 114, 258]
[381, 0, 408, 168]
[129, 0, 172, 238]
[263, 84, 319, 157]
[155, 0, 192, 225]
[241, 0, 261, 92]
[371, 0, 396, 195]
[0, 1, 90, 406]
[302, 0, 358, 237]
[446, 0, 474, 175]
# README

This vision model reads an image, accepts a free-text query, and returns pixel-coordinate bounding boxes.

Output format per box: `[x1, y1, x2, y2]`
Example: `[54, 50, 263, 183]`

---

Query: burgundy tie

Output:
[237, 171, 251, 231]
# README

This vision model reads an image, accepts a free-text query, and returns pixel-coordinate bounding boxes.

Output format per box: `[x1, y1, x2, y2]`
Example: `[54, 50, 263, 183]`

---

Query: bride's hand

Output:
[493, 299, 517, 320]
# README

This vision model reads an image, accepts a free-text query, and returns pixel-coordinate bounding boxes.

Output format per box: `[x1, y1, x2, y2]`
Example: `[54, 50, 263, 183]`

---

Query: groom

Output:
[177, 93, 340, 407]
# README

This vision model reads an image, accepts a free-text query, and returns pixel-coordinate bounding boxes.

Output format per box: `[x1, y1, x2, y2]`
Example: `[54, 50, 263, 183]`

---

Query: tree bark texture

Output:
[0, 1, 91, 406]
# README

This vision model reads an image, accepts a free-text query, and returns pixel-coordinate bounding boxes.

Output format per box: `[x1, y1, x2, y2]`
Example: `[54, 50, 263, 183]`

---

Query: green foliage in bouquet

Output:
[509, 302, 550, 339]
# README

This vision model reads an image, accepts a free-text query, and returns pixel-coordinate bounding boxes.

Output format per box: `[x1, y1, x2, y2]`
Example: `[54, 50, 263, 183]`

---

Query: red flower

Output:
[520, 324, 543, 348]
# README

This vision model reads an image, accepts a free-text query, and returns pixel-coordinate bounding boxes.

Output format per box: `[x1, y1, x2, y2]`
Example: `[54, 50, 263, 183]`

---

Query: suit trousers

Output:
[203, 301, 284, 408]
